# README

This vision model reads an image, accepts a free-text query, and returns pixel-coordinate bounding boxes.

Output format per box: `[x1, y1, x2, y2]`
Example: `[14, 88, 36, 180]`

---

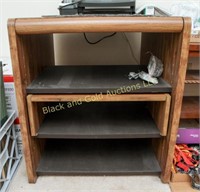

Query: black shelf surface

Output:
[38, 102, 160, 139]
[27, 65, 171, 94]
[37, 139, 161, 175]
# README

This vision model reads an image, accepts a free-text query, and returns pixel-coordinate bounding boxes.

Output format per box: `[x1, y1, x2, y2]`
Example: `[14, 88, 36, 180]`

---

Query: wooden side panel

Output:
[7, 19, 37, 183]
[149, 94, 171, 136]
[18, 34, 55, 83]
[27, 95, 45, 136]
[161, 18, 191, 183]
[141, 17, 191, 182]
[152, 137, 165, 170]
[7, 19, 55, 183]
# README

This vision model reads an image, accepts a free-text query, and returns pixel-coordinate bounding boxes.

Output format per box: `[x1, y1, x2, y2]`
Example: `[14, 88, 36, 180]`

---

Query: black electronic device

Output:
[59, 0, 135, 15]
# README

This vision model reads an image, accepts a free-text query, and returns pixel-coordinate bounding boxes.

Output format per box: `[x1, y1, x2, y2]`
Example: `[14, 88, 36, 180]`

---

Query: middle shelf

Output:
[27, 93, 171, 138]
[38, 102, 160, 139]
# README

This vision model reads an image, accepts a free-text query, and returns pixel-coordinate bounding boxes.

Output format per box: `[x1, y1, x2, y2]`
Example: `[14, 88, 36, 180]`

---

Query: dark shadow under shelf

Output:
[27, 65, 171, 94]
[185, 70, 200, 84]
[37, 139, 161, 175]
[37, 102, 160, 139]
[181, 97, 199, 119]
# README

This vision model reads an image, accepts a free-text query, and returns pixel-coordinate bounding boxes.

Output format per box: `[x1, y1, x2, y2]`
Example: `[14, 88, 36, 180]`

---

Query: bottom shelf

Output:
[37, 139, 161, 175]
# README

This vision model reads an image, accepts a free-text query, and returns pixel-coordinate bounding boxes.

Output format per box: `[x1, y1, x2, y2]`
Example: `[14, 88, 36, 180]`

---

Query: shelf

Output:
[185, 70, 200, 84]
[184, 84, 199, 96]
[180, 97, 199, 119]
[27, 65, 171, 94]
[37, 102, 160, 139]
[179, 119, 199, 128]
[36, 139, 161, 175]
[189, 43, 200, 57]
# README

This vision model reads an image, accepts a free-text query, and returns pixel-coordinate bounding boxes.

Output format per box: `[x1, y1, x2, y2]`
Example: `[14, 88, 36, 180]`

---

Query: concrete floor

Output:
[8, 159, 171, 192]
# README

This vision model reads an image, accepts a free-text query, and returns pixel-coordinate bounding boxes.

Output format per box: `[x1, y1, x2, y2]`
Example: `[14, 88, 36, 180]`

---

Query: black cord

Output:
[83, 32, 117, 45]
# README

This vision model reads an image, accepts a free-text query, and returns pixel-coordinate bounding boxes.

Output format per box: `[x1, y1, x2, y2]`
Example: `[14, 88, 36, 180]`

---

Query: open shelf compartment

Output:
[185, 70, 200, 84]
[36, 139, 161, 175]
[26, 65, 172, 94]
[37, 102, 160, 139]
[180, 96, 199, 119]
[27, 94, 171, 138]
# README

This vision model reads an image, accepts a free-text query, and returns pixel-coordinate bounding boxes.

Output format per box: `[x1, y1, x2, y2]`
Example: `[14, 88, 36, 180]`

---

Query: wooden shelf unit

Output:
[8, 16, 191, 183]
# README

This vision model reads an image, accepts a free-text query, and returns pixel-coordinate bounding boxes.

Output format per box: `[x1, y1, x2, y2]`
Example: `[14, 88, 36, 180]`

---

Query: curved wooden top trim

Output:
[13, 16, 184, 34]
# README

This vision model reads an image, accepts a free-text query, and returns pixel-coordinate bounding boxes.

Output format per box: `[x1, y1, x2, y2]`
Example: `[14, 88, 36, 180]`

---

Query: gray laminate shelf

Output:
[37, 139, 161, 175]
[37, 102, 161, 139]
[27, 65, 171, 94]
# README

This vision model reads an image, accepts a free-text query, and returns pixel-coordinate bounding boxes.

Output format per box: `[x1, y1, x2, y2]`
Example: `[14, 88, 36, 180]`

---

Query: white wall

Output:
[54, 32, 141, 65]
[0, 0, 199, 65]
[0, 0, 60, 58]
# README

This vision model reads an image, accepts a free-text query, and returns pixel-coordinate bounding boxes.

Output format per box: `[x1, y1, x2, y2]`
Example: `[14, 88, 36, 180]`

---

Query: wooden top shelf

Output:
[27, 65, 171, 94]
[181, 97, 199, 119]
[12, 16, 184, 34]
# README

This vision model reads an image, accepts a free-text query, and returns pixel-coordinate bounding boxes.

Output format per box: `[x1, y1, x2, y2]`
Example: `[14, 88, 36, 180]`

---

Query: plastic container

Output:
[0, 111, 22, 192]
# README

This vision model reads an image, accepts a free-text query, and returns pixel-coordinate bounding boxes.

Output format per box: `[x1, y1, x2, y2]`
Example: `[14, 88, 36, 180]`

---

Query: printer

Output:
[59, 0, 135, 15]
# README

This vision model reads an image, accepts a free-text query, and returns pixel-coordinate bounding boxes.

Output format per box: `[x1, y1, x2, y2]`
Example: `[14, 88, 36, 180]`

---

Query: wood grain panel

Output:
[18, 34, 54, 83]
[149, 94, 171, 136]
[141, 17, 191, 183]
[28, 94, 168, 102]
[161, 18, 191, 183]
[7, 19, 38, 183]
[8, 19, 55, 183]
[27, 97, 45, 136]
[15, 17, 183, 34]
